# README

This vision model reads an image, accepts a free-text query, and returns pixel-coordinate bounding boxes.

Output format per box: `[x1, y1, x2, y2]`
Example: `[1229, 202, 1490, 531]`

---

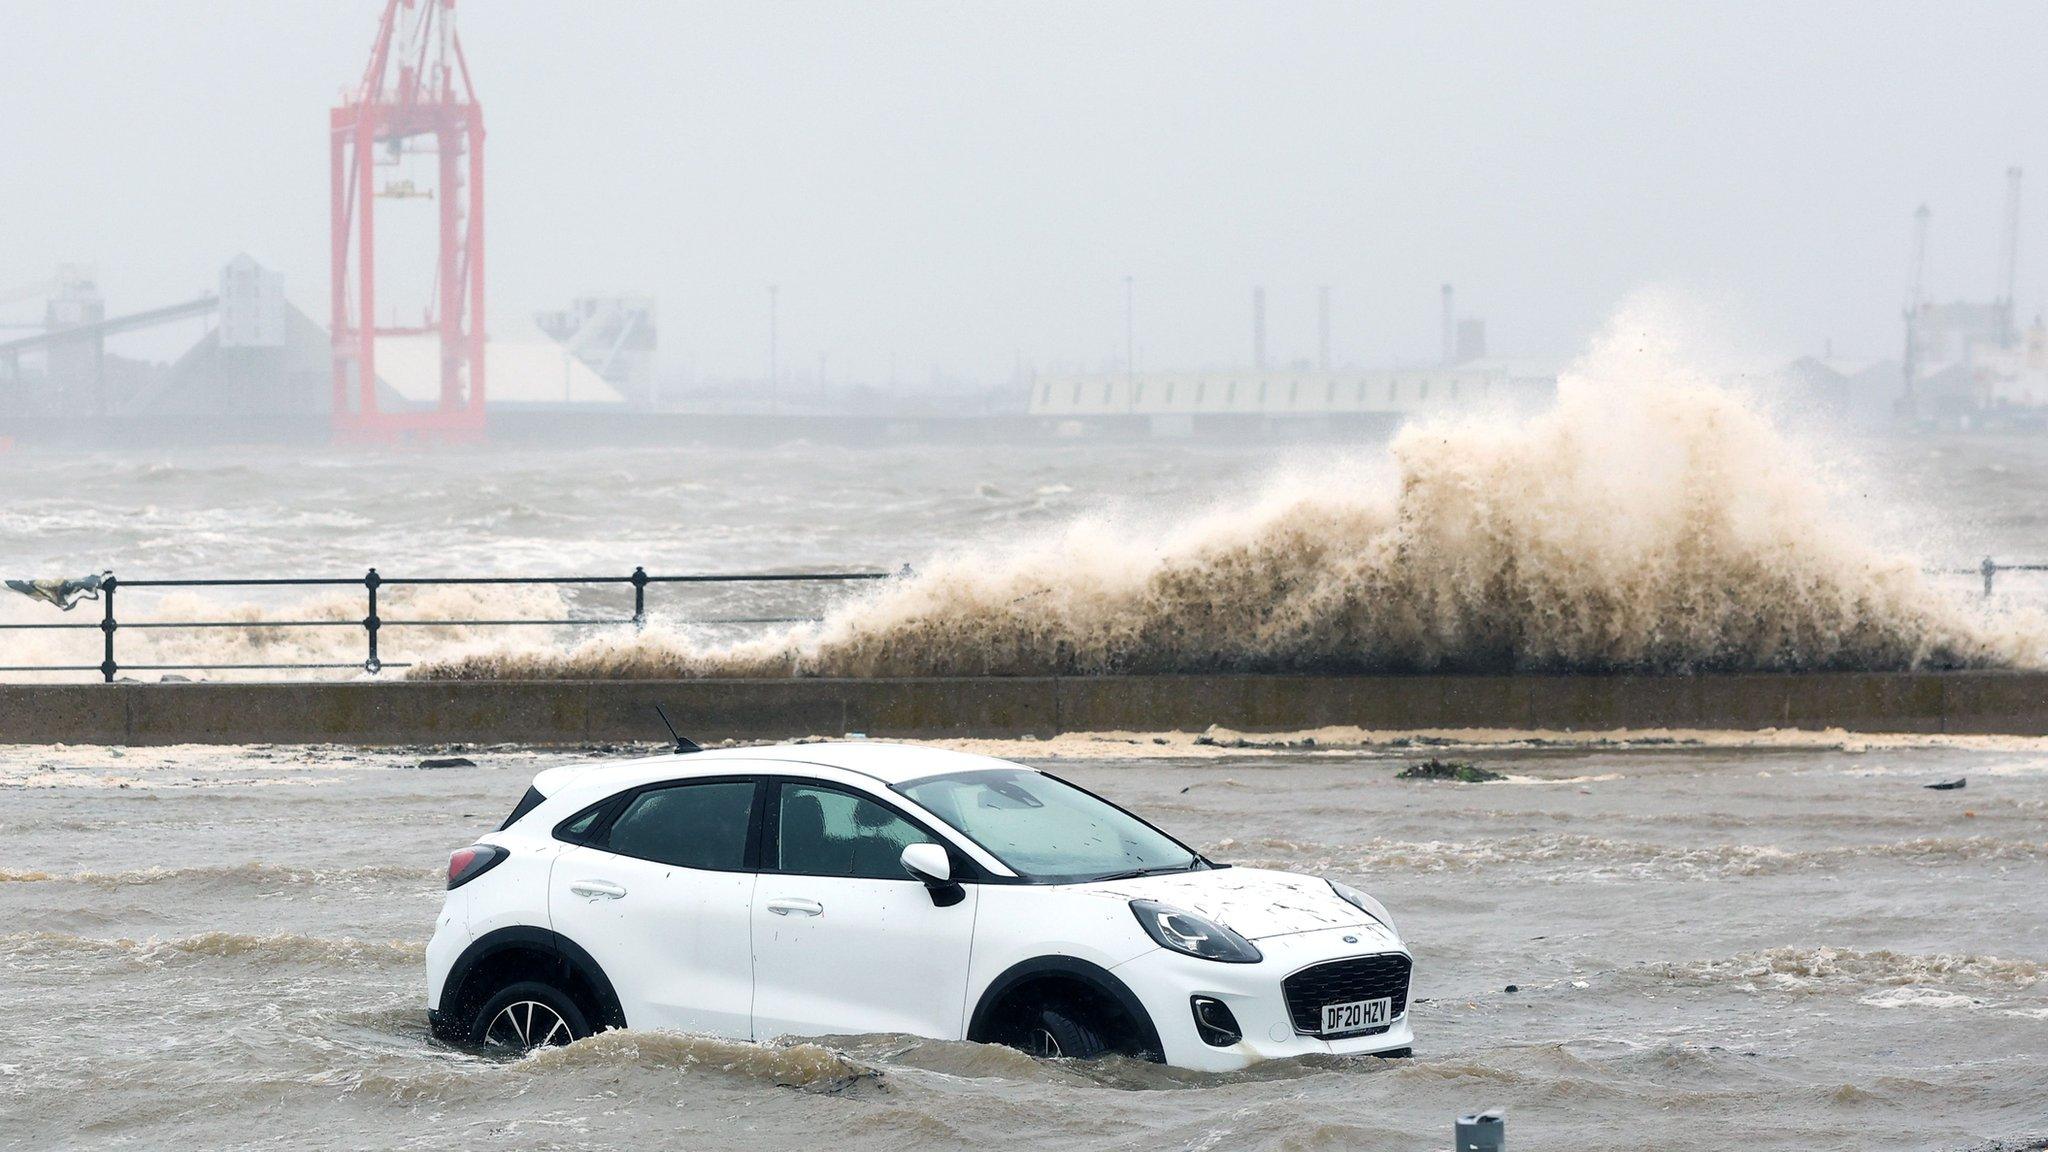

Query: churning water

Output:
[432, 310, 2026, 679]
[6, 306, 2048, 1149]
[2, 734, 2044, 1150]
[5, 302, 2044, 682]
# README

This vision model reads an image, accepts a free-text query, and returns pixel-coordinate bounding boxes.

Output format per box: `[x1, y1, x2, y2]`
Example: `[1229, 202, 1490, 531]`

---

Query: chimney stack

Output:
[1440, 283, 1455, 366]
[1999, 166, 2024, 346]
[1317, 285, 1331, 371]
[1253, 286, 1267, 369]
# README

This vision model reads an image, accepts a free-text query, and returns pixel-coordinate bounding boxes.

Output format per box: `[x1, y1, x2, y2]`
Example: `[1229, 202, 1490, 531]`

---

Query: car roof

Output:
[532, 740, 1030, 797]
[664, 740, 1027, 784]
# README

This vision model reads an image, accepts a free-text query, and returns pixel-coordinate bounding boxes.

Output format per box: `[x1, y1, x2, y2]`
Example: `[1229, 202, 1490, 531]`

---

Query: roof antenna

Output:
[653, 704, 701, 754]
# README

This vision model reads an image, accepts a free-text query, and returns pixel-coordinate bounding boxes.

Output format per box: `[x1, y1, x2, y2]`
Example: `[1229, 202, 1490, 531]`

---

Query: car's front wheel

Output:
[1020, 1005, 1107, 1060]
[470, 980, 591, 1052]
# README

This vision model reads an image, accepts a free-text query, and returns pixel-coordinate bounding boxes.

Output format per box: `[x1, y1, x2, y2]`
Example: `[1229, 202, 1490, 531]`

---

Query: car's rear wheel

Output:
[1021, 1005, 1107, 1060]
[470, 980, 591, 1052]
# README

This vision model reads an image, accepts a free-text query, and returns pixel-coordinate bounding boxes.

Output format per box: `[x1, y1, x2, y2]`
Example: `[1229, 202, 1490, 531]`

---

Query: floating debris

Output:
[1397, 758, 1505, 783]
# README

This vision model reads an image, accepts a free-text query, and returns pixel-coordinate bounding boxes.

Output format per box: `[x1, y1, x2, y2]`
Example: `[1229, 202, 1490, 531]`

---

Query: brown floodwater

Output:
[2, 733, 2043, 1151]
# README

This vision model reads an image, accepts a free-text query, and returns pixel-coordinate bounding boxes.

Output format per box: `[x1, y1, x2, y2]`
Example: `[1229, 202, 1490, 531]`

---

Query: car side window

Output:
[776, 783, 935, 880]
[601, 780, 755, 871]
[558, 805, 606, 841]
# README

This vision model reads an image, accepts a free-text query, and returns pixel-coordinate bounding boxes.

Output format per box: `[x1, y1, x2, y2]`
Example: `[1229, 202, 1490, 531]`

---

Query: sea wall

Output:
[4, 672, 2048, 746]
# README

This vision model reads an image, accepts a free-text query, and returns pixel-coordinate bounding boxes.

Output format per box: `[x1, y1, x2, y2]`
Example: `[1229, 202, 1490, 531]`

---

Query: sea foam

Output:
[416, 299, 2023, 680]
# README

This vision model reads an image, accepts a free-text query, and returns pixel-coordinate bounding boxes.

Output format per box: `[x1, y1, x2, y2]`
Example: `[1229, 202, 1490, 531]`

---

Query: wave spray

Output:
[420, 299, 2020, 680]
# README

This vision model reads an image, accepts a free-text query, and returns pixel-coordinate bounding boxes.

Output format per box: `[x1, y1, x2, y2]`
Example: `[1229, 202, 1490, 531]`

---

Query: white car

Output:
[426, 742, 1413, 1071]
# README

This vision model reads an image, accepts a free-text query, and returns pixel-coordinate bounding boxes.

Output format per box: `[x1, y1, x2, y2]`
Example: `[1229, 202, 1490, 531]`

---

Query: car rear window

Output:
[603, 780, 755, 871]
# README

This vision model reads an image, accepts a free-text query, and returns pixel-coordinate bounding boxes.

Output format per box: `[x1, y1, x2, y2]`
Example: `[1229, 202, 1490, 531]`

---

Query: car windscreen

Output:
[894, 768, 1197, 883]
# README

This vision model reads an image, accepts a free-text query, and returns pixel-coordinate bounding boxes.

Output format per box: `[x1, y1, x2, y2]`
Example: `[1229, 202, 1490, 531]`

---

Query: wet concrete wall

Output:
[3, 672, 2047, 745]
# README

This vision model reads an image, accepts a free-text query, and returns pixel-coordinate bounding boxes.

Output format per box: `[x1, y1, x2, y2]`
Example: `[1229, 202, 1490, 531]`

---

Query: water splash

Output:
[2, 930, 424, 967]
[1647, 946, 2045, 992]
[419, 300, 2027, 680]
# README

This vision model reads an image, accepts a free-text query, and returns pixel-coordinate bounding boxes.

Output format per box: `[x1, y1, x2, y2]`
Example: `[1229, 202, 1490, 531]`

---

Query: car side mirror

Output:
[900, 843, 965, 907]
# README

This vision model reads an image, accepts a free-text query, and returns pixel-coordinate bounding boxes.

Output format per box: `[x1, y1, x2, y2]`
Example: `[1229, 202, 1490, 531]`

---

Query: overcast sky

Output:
[4, 1, 2046, 385]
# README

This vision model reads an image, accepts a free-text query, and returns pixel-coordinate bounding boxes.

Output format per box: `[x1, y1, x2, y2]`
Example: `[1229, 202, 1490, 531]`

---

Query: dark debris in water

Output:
[1191, 728, 1323, 750]
[417, 757, 477, 770]
[1925, 777, 1967, 791]
[1397, 758, 1505, 783]
[778, 1069, 887, 1096]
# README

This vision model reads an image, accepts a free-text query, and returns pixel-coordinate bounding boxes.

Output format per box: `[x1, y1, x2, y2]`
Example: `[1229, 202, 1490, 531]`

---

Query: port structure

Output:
[330, 0, 485, 442]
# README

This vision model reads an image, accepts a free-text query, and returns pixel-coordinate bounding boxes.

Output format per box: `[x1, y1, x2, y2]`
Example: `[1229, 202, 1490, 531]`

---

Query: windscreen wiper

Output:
[1089, 864, 1195, 883]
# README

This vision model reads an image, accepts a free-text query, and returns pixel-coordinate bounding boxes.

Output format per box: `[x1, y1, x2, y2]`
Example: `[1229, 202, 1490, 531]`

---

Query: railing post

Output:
[98, 574, 118, 683]
[1455, 1110, 1505, 1152]
[1982, 556, 1998, 598]
[631, 565, 649, 630]
[363, 567, 382, 673]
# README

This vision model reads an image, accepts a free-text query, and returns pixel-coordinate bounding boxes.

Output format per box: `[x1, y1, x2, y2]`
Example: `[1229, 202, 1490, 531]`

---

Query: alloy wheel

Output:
[484, 999, 571, 1050]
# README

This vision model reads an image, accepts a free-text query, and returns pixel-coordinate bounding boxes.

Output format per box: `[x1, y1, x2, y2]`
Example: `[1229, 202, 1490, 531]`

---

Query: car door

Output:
[549, 777, 761, 1038]
[750, 778, 979, 1042]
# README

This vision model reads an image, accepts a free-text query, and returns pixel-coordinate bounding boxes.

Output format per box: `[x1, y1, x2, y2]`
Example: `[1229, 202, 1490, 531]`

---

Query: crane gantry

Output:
[330, 0, 486, 442]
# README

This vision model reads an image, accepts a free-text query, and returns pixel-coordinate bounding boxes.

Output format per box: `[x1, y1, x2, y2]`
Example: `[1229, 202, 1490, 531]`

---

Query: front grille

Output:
[1282, 953, 1413, 1035]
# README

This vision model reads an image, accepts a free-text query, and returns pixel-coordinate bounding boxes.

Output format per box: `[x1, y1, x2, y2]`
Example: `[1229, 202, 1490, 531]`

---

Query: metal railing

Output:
[1960, 556, 2048, 597]
[3, 556, 2041, 683]
[0, 566, 896, 681]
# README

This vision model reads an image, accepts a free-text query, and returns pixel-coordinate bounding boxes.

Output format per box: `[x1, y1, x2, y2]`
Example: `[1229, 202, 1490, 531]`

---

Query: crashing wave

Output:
[417, 301, 2024, 681]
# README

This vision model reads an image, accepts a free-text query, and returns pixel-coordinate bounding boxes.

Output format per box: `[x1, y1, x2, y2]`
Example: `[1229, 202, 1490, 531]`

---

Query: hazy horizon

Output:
[5, 1, 2047, 386]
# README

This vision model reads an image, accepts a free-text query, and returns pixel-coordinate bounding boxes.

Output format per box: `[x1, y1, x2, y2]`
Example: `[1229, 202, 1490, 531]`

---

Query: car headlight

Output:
[1327, 879, 1398, 936]
[1129, 899, 1262, 963]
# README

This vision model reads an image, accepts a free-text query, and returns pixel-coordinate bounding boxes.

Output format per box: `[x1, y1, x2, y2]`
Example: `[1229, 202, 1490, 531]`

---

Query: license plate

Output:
[1321, 996, 1392, 1035]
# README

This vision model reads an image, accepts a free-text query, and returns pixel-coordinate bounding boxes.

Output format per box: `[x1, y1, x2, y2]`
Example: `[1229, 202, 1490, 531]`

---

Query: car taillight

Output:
[447, 844, 509, 890]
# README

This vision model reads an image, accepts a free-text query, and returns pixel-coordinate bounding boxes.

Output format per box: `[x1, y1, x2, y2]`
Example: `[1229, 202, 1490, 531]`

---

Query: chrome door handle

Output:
[569, 880, 627, 901]
[765, 897, 823, 917]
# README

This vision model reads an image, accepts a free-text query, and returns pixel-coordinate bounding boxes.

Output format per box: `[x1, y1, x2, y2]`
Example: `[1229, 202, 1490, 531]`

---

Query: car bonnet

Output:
[1086, 867, 1399, 945]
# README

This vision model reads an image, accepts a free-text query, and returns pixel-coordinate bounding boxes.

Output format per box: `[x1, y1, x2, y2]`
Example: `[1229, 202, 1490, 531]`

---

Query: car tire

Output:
[469, 979, 591, 1052]
[1024, 1005, 1108, 1060]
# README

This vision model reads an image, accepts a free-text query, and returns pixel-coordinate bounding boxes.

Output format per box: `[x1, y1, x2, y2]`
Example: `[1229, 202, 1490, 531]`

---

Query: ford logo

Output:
[1343, 935, 1358, 944]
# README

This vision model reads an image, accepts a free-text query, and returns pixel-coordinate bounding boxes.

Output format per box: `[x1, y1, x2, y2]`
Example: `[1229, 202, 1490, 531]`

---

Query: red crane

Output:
[330, 0, 485, 442]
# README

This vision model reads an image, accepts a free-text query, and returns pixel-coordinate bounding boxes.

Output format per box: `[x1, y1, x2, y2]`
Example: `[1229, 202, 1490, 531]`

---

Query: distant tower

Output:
[1252, 286, 1267, 369]
[767, 284, 779, 411]
[1903, 203, 1931, 409]
[1440, 284, 1455, 366]
[1316, 285, 1331, 371]
[330, 0, 486, 443]
[1123, 275, 1135, 385]
[1998, 166, 2023, 347]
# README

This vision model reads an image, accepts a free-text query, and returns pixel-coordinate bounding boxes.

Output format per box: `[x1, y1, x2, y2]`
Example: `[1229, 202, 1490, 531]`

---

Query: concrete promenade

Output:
[4, 671, 2048, 745]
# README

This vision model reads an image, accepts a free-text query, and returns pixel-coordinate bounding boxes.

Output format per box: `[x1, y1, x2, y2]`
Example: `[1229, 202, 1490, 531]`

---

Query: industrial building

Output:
[1899, 168, 2046, 427]
[1030, 283, 1555, 436]
[534, 296, 657, 406]
[1, 2, 646, 443]
[0, 255, 635, 435]
[1029, 365, 1554, 436]
[1, 1, 1552, 447]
